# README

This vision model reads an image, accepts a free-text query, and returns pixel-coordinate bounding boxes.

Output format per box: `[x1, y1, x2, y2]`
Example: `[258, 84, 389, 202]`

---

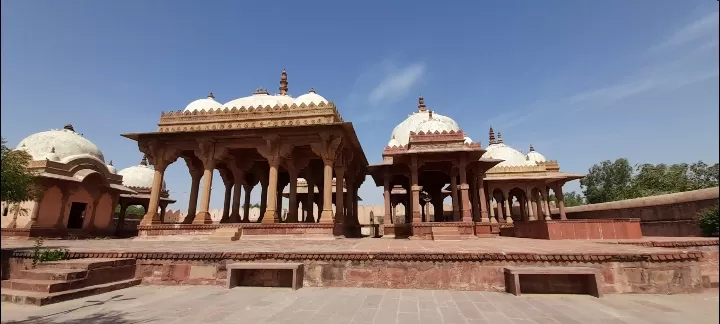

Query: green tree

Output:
[580, 158, 635, 204]
[562, 192, 585, 207]
[1, 138, 37, 203]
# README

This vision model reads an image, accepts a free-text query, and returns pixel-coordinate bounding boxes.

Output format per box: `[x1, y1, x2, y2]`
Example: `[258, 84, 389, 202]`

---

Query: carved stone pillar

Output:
[495, 196, 504, 223]
[526, 189, 536, 221]
[450, 167, 459, 221]
[229, 171, 244, 223]
[160, 203, 167, 222]
[334, 165, 345, 231]
[489, 196, 497, 223]
[544, 187, 552, 220]
[260, 177, 268, 218]
[503, 190, 513, 224]
[458, 159, 471, 223]
[191, 141, 225, 225]
[306, 174, 316, 223]
[257, 137, 292, 224]
[410, 156, 422, 223]
[287, 168, 299, 223]
[345, 172, 355, 227]
[477, 171, 489, 223]
[310, 135, 342, 224]
[219, 169, 233, 223]
[553, 183, 568, 220]
[471, 174, 480, 222]
[383, 170, 391, 226]
[182, 157, 202, 224]
[519, 194, 527, 221]
[242, 183, 252, 222]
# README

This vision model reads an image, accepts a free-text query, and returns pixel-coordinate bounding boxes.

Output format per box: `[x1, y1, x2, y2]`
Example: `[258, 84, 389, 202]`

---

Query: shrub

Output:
[697, 205, 719, 237]
[31, 237, 69, 268]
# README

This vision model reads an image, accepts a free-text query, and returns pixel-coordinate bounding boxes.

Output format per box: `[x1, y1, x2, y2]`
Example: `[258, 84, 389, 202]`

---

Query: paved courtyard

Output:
[3, 236, 714, 255]
[1, 286, 718, 324]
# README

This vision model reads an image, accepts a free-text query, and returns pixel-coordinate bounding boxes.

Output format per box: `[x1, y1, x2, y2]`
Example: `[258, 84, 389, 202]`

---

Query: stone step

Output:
[37, 258, 136, 270]
[431, 227, 460, 233]
[1, 278, 85, 293]
[209, 228, 241, 241]
[18, 268, 87, 281]
[432, 235, 463, 241]
[1, 278, 141, 306]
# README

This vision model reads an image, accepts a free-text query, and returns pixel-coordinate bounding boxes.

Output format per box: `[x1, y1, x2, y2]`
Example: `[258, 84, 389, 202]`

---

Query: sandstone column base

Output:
[261, 211, 279, 224]
[319, 210, 334, 224]
[140, 213, 162, 226]
[192, 212, 213, 225]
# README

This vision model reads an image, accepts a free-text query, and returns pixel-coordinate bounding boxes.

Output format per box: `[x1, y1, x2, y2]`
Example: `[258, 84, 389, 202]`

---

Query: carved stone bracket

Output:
[257, 136, 293, 166]
[183, 156, 203, 179]
[310, 134, 343, 165]
[218, 168, 234, 186]
[194, 140, 227, 169]
[139, 141, 181, 171]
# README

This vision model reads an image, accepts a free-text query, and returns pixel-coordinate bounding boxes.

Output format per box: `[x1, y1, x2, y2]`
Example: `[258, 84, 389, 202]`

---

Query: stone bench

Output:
[227, 262, 304, 290]
[504, 266, 603, 298]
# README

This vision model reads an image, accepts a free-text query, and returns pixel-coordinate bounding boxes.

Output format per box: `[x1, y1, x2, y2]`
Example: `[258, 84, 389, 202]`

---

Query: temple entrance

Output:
[67, 202, 87, 229]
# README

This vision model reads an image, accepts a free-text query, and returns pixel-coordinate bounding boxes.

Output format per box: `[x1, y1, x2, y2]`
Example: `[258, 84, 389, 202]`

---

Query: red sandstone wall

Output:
[552, 188, 719, 237]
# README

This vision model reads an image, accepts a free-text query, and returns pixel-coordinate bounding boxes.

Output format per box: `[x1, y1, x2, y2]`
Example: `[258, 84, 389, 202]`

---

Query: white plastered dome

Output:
[224, 89, 296, 109]
[526, 145, 547, 164]
[389, 107, 461, 147]
[294, 89, 329, 106]
[118, 157, 166, 190]
[184, 93, 222, 112]
[16, 125, 106, 163]
[414, 118, 456, 134]
[464, 136, 473, 144]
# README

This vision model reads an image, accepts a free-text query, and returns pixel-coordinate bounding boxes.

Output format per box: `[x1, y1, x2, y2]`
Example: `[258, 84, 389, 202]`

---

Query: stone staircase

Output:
[1, 258, 140, 306]
[431, 227, 463, 241]
[208, 227, 241, 242]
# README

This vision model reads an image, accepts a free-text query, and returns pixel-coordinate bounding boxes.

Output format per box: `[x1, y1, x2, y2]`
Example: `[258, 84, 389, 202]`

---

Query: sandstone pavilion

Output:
[120, 69, 368, 239]
[1, 124, 135, 237]
[367, 97, 585, 239]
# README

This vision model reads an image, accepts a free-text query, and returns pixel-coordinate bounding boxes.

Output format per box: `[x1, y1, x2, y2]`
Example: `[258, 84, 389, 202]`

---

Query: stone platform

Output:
[2, 237, 717, 295]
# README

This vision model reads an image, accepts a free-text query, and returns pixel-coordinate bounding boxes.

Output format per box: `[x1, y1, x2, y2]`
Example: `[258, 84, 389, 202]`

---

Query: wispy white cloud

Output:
[368, 62, 426, 104]
[652, 11, 719, 52]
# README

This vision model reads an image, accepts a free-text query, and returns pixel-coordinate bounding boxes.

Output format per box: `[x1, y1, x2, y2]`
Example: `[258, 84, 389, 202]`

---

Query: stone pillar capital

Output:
[194, 140, 227, 169]
[310, 134, 343, 164]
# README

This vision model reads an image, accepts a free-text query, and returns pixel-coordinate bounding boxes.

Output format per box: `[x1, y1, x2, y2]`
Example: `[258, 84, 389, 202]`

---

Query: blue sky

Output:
[2, 0, 718, 211]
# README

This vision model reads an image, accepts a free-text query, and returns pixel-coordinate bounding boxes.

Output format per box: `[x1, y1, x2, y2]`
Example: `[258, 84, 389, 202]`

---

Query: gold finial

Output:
[208, 92, 215, 99]
[63, 124, 75, 132]
[529, 144, 535, 152]
[140, 155, 148, 166]
[497, 132, 504, 144]
[488, 127, 496, 144]
[418, 96, 427, 112]
[279, 69, 289, 95]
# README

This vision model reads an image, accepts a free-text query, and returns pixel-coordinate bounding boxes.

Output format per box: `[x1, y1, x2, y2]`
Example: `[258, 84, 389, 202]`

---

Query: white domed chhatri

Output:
[388, 97, 461, 147]
[183, 93, 222, 112]
[224, 88, 296, 109]
[482, 130, 535, 167]
[294, 88, 329, 106]
[16, 124, 106, 164]
[525, 144, 547, 164]
[118, 155, 167, 190]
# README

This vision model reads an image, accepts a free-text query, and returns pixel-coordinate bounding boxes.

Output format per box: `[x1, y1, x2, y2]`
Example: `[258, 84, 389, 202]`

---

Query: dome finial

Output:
[63, 124, 75, 132]
[309, 88, 316, 93]
[529, 144, 535, 152]
[279, 69, 289, 95]
[109, 160, 113, 166]
[497, 132, 504, 144]
[418, 96, 427, 112]
[50, 147, 56, 153]
[489, 127, 496, 145]
[208, 92, 215, 99]
[428, 110, 433, 119]
[140, 155, 148, 166]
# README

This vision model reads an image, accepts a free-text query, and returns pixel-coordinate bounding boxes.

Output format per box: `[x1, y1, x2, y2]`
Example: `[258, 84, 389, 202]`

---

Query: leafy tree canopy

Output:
[580, 158, 718, 204]
[1, 138, 37, 203]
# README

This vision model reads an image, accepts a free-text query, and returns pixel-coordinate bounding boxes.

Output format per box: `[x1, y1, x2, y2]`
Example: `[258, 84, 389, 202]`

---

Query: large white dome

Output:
[389, 98, 462, 147]
[224, 89, 295, 109]
[16, 125, 106, 163]
[118, 156, 166, 190]
[184, 93, 222, 112]
[294, 89, 329, 106]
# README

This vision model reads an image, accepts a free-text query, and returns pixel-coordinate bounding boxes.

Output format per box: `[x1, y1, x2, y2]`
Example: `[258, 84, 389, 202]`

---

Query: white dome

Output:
[414, 119, 456, 134]
[464, 136, 473, 144]
[184, 93, 222, 112]
[224, 89, 295, 109]
[387, 138, 401, 148]
[389, 110, 461, 147]
[16, 126, 105, 163]
[118, 159, 166, 190]
[526, 145, 547, 164]
[294, 89, 328, 106]
[483, 143, 535, 167]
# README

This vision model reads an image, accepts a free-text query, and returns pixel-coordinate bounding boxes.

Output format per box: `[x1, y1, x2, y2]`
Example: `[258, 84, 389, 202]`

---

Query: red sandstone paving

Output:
[0, 237, 706, 255]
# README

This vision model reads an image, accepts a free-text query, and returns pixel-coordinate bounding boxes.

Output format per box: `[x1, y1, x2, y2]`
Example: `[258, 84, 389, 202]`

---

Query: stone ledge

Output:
[5, 250, 704, 263]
